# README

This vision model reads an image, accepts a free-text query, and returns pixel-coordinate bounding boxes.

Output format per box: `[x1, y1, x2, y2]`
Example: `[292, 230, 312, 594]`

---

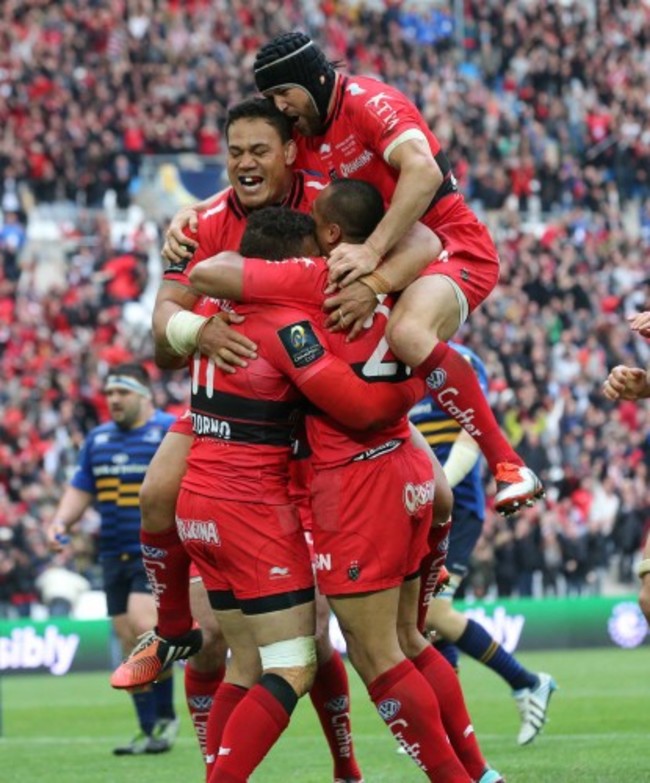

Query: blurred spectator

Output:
[35, 553, 91, 617]
[1, 0, 649, 610]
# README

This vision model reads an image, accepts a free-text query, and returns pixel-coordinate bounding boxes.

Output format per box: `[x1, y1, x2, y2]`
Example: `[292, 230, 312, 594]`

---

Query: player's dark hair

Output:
[320, 179, 385, 242]
[240, 207, 316, 259]
[108, 363, 151, 388]
[225, 97, 294, 144]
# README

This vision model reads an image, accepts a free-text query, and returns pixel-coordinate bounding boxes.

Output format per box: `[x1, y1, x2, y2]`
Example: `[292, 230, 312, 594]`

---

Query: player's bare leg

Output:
[387, 275, 543, 515]
[209, 599, 317, 782]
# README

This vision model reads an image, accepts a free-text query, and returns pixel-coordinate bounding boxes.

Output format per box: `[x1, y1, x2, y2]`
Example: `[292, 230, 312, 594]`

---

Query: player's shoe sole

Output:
[111, 627, 202, 689]
[514, 671, 557, 745]
[494, 463, 545, 516]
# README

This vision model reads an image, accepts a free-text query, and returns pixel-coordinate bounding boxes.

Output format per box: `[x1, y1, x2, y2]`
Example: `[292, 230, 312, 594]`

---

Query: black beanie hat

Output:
[254, 32, 336, 123]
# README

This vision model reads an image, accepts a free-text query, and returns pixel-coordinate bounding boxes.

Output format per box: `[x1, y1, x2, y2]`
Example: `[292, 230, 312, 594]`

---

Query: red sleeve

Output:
[263, 309, 426, 430]
[242, 257, 328, 308]
[349, 78, 441, 159]
[301, 362, 425, 430]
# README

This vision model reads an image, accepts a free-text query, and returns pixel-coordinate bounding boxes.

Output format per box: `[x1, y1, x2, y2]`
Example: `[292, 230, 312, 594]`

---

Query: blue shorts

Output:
[102, 554, 151, 616]
[447, 506, 484, 580]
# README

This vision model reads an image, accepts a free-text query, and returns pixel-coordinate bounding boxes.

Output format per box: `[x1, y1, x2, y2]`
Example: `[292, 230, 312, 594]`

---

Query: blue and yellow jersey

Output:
[70, 410, 174, 559]
[408, 343, 487, 519]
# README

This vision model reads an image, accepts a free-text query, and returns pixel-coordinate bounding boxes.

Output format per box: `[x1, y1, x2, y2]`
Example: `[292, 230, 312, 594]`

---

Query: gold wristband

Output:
[637, 559, 650, 578]
[360, 271, 392, 297]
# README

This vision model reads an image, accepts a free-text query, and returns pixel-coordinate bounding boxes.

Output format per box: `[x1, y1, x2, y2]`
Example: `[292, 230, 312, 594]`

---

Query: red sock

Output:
[140, 527, 192, 637]
[367, 659, 470, 782]
[184, 663, 225, 760]
[205, 683, 248, 782]
[209, 683, 292, 783]
[413, 646, 486, 780]
[309, 650, 363, 781]
[418, 520, 451, 633]
[413, 343, 522, 473]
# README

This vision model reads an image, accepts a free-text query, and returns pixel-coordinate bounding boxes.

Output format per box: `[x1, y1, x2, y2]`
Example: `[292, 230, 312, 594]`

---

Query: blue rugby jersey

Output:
[408, 343, 487, 519]
[70, 410, 174, 558]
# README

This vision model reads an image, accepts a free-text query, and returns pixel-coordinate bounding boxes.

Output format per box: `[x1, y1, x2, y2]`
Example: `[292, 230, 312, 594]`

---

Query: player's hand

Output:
[161, 207, 200, 266]
[327, 242, 380, 288]
[602, 365, 649, 401]
[324, 281, 378, 340]
[197, 312, 258, 374]
[628, 311, 650, 338]
[47, 521, 70, 553]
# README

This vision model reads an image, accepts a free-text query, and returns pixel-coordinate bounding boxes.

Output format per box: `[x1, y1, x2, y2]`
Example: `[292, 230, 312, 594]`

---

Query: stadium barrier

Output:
[1, 595, 648, 677]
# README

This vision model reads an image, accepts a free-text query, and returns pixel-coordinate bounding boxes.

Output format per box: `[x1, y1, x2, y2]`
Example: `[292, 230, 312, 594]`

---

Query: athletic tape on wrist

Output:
[165, 311, 208, 356]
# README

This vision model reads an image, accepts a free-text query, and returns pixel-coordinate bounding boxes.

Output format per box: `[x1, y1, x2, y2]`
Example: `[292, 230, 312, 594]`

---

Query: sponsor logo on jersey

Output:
[176, 516, 220, 545]
[269, 566, 290, 579]
[319, 143, 332, 154]
[340, 149, 374, 177]
[403, 480, 435, 514]
[278, 321, 324, 368]
[346, 82, 366, 96]
[365, 92, 400, 131]
[111, 453, 129, 465]
[143, 427, 164, 444]
[191, 412, 232, 440]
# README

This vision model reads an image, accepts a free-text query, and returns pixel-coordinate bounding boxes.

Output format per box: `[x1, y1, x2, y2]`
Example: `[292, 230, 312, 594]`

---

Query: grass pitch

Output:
[1, 647, 646, 782]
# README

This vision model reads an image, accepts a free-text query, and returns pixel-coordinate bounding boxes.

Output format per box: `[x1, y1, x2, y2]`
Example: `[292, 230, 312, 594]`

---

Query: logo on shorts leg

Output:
[347, 561, 361, 581]
[377, 698, 401, 721]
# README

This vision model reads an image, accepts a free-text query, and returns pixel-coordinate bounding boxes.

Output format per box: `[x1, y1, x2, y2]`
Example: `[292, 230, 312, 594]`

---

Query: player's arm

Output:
[328, 138, 443, 287]
[153, 276, 258, 374]
[269, 318, 426, 430]
[162, 189, 228, 264]
[189, 252, 245, 301]
[324, 221, 442, 337]
[442, 429, 481, 488]
[47, 485, 94, 553]
[302, 361, 425, 430]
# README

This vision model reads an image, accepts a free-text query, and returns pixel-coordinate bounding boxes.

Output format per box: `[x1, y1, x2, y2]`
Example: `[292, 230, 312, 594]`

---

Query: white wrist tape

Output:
[259, 636, 317, 670]
[165, 310, 208, 356]
[443, 439, 481, 488]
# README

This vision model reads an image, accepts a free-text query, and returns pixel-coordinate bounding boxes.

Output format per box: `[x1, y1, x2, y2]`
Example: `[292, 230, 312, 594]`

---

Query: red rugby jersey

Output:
[241, 256, 413, 468]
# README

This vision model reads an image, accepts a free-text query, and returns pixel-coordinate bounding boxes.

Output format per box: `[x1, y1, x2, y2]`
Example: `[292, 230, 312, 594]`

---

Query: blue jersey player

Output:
[409, 343, 557, 746]
[47, 363, 180, 756]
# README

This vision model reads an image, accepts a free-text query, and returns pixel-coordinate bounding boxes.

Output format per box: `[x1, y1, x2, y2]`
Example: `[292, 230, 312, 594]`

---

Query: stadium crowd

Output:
[0, 0, 649, 617]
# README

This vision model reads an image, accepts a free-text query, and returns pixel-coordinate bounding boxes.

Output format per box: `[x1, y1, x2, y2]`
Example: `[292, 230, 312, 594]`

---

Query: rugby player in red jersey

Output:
[252, 32, 544, 518]
[191, 183, 504, 783]
[178, 207, 449, 782]
[115, 98, 365, 781]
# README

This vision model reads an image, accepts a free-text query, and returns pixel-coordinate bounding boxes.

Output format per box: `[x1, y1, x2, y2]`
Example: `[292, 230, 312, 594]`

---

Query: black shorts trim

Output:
[208, 589, 239, 611]
[239, 587, 315, 616]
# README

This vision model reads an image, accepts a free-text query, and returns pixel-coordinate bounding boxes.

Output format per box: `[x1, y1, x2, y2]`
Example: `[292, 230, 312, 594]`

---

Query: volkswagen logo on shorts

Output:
[325, 696, 349, 712]
[377, 698, 401, 722]
[425, 368, 447, 390]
